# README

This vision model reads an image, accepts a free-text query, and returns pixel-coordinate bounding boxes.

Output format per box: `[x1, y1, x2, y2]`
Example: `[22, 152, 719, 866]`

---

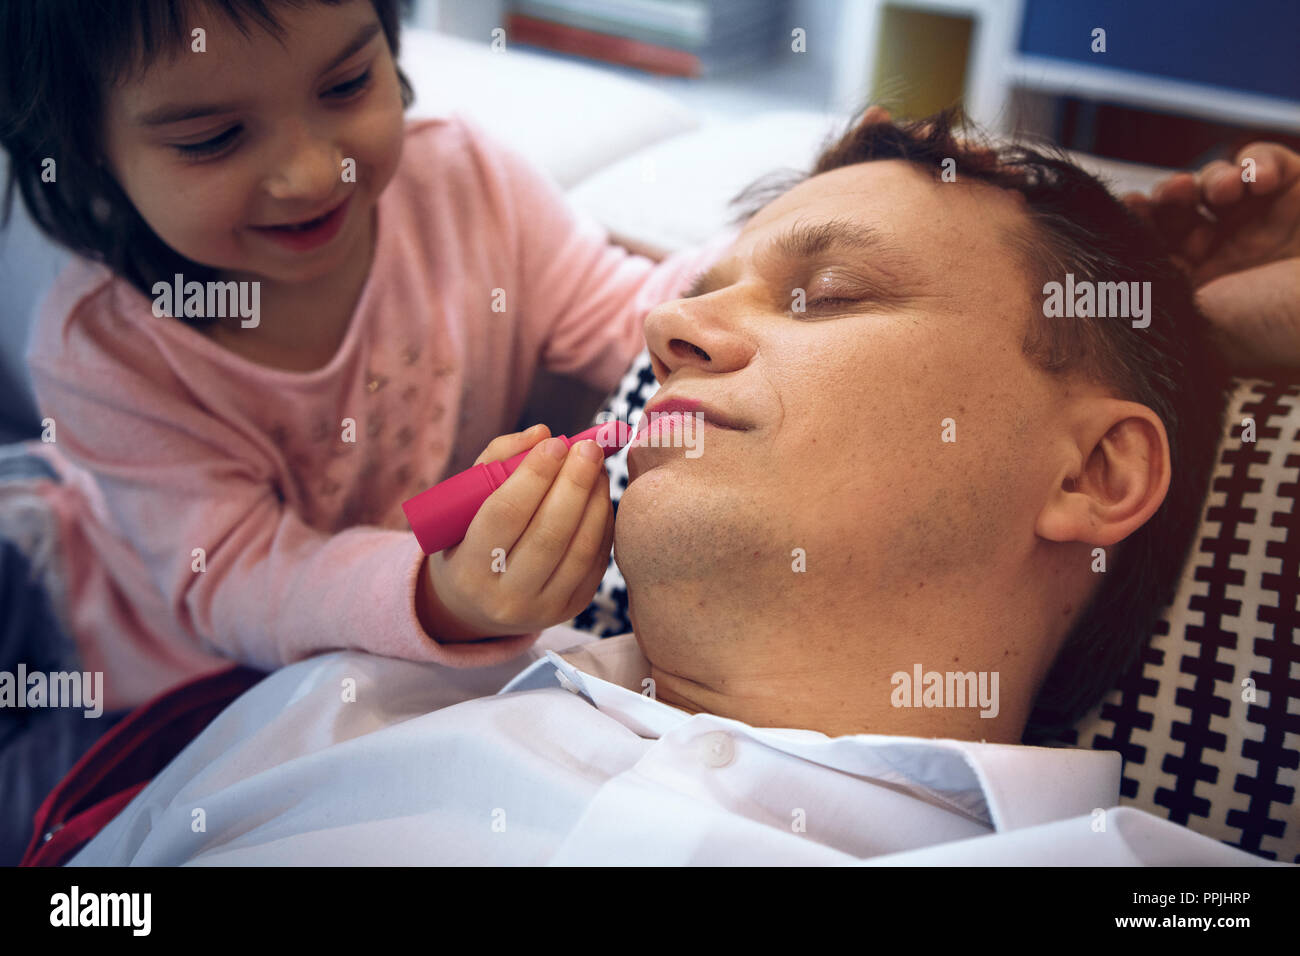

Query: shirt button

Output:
[555, 671, 581, 695]
[697, 731, 736, 769]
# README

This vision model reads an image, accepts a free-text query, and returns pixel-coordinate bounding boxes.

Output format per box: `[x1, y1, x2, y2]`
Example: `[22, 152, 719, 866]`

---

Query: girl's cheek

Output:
[359, 102, 406, 152]
[352, 114, 405, 187]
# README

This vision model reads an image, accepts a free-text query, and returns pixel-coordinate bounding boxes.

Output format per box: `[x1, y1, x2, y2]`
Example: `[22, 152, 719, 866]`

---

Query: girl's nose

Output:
[263, 126, 343, 199]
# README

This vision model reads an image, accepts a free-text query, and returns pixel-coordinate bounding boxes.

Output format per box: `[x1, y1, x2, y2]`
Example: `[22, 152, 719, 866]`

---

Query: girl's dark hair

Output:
[736, 106, 1230, 743]
[0, 0, 414, 317]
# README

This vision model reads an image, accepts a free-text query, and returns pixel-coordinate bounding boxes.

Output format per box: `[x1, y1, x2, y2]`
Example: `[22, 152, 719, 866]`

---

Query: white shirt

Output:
[70, 627, 1284, 866]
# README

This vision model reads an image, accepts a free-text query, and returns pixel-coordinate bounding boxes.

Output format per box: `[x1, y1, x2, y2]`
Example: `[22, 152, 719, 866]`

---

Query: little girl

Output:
[0, 0, 709, 852]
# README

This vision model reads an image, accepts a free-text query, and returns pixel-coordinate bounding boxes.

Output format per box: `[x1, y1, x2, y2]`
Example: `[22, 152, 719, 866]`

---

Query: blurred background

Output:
[408, 0, 1300, 163]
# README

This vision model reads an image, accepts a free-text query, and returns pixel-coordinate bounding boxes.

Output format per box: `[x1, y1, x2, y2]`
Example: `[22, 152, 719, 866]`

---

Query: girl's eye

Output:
[175, 126, 240, 158]
[170, 70, 372, 160]
[327, 68, 371, 98]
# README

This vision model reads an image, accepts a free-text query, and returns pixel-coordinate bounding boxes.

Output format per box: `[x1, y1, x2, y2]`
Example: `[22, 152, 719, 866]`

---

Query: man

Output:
[69, 112, 1297, 866]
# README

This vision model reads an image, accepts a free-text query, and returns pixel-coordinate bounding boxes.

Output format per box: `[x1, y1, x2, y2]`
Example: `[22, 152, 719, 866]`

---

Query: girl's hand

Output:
[1125, 142, 1300, 287]
[416, 424, 615, 642]
[1124, 143, 1300, 374]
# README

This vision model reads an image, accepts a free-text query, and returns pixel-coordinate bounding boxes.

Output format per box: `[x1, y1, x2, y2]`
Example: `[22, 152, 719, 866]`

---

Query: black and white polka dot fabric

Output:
[572, 349, 1300, 863]
[569, 348, 662, 639]
[1055, 377, 1299, 863]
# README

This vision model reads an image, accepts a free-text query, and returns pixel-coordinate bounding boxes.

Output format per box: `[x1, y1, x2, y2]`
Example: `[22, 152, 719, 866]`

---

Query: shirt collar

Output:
[498, 634, 1120, 832]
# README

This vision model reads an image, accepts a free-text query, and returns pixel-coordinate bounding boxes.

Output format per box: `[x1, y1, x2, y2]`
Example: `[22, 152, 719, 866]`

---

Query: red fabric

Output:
[20, 663, 266, 867]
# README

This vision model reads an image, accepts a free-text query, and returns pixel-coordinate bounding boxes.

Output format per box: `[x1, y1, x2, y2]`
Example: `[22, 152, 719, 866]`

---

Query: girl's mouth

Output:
[252, 194, 351, 251]
[280, 212, 331, 231]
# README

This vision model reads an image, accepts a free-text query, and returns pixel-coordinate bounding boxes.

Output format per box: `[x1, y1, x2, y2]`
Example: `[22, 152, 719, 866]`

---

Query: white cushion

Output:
[566, 114, 1182, 256]
[567, 110, 847, 253]
[398, 30, 699, 187]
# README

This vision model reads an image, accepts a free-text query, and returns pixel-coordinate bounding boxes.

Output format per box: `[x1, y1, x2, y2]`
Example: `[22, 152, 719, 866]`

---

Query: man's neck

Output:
[630, 574, 1062, 744]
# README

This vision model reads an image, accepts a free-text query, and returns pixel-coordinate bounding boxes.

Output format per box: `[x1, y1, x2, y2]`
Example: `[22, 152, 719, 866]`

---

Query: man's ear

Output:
[1035, 399, 1171, 547]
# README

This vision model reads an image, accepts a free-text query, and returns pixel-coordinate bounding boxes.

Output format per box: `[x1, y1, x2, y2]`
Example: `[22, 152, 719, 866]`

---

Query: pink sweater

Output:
[25, 115, 705, 711]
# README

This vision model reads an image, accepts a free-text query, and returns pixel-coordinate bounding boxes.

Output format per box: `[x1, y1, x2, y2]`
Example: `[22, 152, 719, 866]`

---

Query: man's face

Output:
[616, 160, 1074, 655]
[100, 0, 406, 286]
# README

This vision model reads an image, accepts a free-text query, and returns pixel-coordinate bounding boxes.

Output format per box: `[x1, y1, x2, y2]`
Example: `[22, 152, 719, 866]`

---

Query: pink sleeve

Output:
[26, 341, 537, 673]
[468, 119, 726, 397]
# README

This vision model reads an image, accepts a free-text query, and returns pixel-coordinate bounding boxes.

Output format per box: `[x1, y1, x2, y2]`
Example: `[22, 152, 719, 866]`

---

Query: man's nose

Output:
[643, 291, 753, 381]
[262, 122, 342, 199]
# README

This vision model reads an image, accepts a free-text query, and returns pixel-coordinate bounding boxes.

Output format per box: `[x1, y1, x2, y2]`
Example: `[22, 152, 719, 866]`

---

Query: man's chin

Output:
[623, 453, 687, 491]
[615, 469, 698, 570]
[614, 471, 756, 581]
[626, 442, 708, 484]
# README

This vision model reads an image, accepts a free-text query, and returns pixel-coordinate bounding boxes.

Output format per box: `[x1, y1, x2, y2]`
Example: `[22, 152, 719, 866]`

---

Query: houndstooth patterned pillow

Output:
[573, 348, 1300, 862]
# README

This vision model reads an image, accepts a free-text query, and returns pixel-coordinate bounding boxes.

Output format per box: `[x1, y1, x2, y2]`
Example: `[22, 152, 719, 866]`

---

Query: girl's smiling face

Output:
[100, 0, 406, 285]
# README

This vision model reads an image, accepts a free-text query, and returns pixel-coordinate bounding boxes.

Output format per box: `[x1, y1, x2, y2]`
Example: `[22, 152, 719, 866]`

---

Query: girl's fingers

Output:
[473, 423, 550, 466]
[1147, 177, 1214, 259]
[1180, 220, 1221, 266]
[1151, 172, 1199, 206]
[1195, 259, 1300, 372]
[1234, 141, 1300, 196]
[504, 439, 606, 588]
[544, 469, 614, 611]
[560, 500, 617, 620]
[463, 435, 569, 555]
[1126, 192, 1176, 244]
[1197, 159, 1245, 209]
[1122, 190, 1150, 214]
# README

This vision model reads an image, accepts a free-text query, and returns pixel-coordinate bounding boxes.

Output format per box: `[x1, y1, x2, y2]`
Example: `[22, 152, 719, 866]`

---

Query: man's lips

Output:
[640, 397, 749, 432]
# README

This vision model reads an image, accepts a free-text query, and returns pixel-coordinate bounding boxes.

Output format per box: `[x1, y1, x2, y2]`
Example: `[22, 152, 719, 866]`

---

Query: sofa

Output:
[4, 28, 1293, 863]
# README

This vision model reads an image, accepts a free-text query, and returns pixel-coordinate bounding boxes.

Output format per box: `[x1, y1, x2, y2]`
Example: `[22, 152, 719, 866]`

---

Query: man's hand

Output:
[1124, 143, 1300, 374]
[416, 424, 615, 642]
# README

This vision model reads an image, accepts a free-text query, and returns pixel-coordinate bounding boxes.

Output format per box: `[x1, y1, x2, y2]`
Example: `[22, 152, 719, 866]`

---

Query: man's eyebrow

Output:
[134, 20, 382, 126]
[683, 266, 726, 299]
[770, 218, 911, 266]
[682, 218, 915, 299]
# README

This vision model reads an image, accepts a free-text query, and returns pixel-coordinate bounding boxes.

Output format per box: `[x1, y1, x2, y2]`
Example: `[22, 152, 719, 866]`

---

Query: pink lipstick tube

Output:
[402, 421, 633, 554]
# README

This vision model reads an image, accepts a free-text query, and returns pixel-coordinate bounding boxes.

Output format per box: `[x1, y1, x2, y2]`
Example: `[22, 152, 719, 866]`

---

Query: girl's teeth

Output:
[282, 213, 326, 231]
